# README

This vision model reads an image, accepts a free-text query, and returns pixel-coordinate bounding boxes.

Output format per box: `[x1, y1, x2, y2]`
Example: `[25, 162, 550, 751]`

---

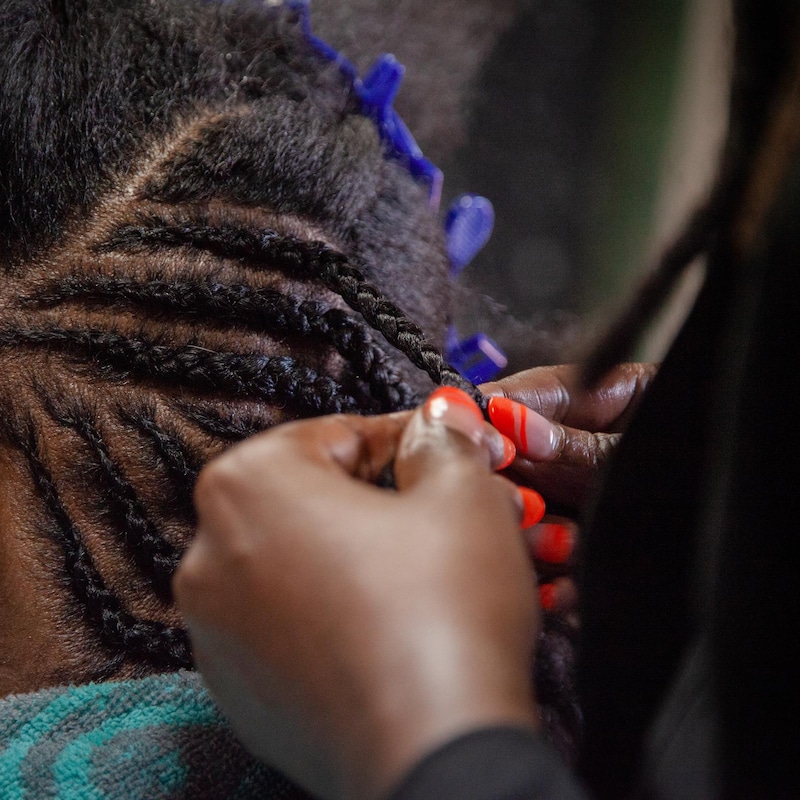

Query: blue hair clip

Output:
[442, 195, 507, 383]
[286, 0, 443, 209]
[285, 0, 506, 382]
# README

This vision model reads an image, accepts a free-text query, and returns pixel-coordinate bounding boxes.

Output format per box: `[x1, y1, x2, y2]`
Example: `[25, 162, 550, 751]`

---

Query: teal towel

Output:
[0, 671, 313, 799]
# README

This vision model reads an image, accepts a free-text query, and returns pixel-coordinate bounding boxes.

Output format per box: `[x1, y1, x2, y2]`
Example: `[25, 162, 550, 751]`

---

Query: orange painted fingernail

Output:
[539, 583, 557, 611]
[496, 435, 516, 470]
[487, 396, 559, 460]
[533, 523, 573, 563]
[424, 387, 484, 446]
[518, 486, 546, 528]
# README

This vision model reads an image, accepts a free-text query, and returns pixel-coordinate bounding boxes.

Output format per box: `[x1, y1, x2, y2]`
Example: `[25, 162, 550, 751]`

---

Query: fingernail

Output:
[487, 396, 560, 460]
[532, 523, 573, 564]
[539, 583, 557, 611]
[518, 486, 546, 529]
[483, 426, 515, 471]
[496, 438, 517, 472]
[424, 387, 484, 447]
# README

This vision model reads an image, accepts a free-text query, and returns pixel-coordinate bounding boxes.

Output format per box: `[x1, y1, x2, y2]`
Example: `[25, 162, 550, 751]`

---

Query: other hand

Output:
[174, 388, 543, 800]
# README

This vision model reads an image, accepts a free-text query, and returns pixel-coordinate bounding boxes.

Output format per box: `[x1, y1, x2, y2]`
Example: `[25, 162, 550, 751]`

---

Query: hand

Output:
[481, 362, 658, 514]
[481, 362, 657, 618]
[174, 388, 543, 800]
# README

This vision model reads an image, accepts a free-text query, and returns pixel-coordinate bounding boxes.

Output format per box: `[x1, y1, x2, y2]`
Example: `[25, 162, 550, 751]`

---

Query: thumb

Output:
[393, 387, 499, 492]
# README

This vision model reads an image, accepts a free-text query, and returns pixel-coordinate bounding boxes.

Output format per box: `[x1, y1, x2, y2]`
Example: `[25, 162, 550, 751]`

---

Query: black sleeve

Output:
[385, 726, 592, 800]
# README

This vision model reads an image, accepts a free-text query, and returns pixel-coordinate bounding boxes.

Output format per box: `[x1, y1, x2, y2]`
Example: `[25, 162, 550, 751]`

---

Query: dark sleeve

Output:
[385, 726, 592, 800]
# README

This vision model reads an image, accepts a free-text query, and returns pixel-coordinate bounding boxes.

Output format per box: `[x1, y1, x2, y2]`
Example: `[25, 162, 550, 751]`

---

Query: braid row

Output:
[40, 395, 181, 600]
[11, 418, 191, 669]
[172, 402, 274, 442]
[1, 327, 360, 415]
[99, 223, 486, 408]
[27, 276, 418, 411]
[119, 405, 201, 521]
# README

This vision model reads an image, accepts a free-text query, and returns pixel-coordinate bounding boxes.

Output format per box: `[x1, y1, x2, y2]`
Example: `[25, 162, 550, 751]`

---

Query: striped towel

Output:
[0, 671, 314, 799]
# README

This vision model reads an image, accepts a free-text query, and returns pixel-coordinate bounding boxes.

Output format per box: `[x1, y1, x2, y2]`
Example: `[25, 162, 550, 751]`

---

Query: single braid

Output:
[171, 402, 275, 442]
[118, 405, 202, 521]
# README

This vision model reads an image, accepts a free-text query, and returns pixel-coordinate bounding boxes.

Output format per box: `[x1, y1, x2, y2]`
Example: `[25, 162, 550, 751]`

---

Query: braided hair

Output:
[0, 0, 582, 766]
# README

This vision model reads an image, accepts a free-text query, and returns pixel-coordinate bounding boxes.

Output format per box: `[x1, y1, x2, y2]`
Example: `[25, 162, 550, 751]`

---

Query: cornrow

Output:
[118, 405, 203, 521]
[6, 415, 192, 671]
[2, 327, 361, 415]
[39, 394, 182, 601]
[25, 275, 418, 411]
[170, 401, 275, 442]
[99, 222, 487, 409]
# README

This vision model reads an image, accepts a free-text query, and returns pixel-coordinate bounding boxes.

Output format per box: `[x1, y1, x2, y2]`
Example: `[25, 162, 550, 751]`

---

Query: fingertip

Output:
[530, 522, 574, 564]
[517, 487, 546, 529]
[423, 387, 485, 446]
[487, 397, 560, 461]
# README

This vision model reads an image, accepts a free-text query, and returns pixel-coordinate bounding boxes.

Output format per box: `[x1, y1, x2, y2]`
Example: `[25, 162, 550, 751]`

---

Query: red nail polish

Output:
[518, 487, 545, 528]
[426, 387, 483, 424]
[533, 523, 573, 564]
[487, 396, 558, 460]
[496, 435, 516, 470]
[539, 583, 557, 611]
[487, 396, 526, 448]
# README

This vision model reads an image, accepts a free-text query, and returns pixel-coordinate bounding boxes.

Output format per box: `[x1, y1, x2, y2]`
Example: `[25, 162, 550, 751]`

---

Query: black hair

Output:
[0, 0, 581, 769]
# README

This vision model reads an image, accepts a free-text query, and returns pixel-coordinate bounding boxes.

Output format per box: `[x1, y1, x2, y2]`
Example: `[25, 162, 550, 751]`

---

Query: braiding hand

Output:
[173, 388, 543, 800]
[480, 361, 658, 614]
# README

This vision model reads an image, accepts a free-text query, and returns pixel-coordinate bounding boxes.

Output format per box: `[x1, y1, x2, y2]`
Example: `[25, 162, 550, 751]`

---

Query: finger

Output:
[538, 578, 579, 614]
[394, 387, 515, 485]
[393, 387, 500, 489]
[484, 393, 619, 509]
[505, 431, 619, 512]
[480, 362, 657, 432]
[524, 520, 576, 565]
[196, 411, 409, 504]
[394, 387, 545, 528]
[485, 393, 620, 469]
[191, 413, 411, 550]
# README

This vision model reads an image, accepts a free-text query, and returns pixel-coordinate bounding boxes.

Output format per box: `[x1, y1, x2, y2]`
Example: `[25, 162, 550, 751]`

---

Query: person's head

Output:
[0, 0, 467, 694]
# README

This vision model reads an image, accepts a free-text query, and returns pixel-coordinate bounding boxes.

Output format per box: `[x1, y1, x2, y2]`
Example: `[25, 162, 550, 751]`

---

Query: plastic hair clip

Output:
[282, 0, 505, 382]
[445, 194, 495, 277]
[445, 329, 508, 385]
[442, 195, 507, 382]
[285, 0, 443, 209]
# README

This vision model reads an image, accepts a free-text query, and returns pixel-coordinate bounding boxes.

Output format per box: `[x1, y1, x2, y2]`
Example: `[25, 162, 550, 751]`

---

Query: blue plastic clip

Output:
[285, 0, 442, 208]
[445, 329, 508, 385]
[443, 194, 507, 382]
[445, 194, 495, 276]
[358, 56, 443, 209]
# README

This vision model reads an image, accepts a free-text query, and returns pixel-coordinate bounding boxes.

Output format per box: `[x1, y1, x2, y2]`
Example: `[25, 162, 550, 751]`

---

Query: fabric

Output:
[0, 671, 313, 800]
[387, 727, 590, 800]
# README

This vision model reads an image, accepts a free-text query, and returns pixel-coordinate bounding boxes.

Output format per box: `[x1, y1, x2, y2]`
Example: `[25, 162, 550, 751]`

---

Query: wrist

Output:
[337, 626, 541, 800]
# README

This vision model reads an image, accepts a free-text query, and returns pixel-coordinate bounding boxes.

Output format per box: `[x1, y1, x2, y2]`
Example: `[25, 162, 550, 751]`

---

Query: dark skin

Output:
[173, 362, 656, 800]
